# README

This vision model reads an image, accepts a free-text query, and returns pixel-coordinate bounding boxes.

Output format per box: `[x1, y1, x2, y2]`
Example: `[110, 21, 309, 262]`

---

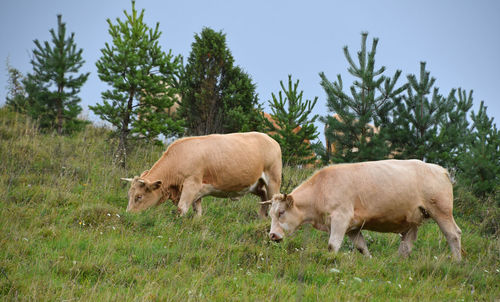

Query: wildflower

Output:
[116, 214, 120, 218]
[22, 238, 28, 242]
[27, 184, 32, 187]
[112, 226, 116, 230]
[73, 260, 77, 265]
[107, 213, 111, 217]
[354, 277, 362, 282]
[260, 257, 264, 261]
[330, 268, 341, 273]
[484, 270, 488, 273]
[398, 284, 402, 289]
[387, 281, 392, 284]
[157, 235, 163, 238]
[433, 256, 438, 260]
[409, 276, 413, 280]
[100, 232, 103, 235]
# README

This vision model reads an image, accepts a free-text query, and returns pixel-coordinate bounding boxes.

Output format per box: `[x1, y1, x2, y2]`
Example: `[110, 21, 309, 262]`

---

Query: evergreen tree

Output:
[90, 1, 182, 168]
[5, 58, 28, 112]
[458, 101, 500, 197]
[179, 27, 262, 136]
[436, 88, 473, 168]
[24, 14, 89, 134]
[264, 75, 319, 166]
[319, 32, 406, 163]
[390, 62, 454, 163]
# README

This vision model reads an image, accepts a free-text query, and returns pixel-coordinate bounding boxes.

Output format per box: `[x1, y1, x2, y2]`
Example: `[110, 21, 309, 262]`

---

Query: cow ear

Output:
[150, 180, 162, 191]
[285, 194, 294, 208]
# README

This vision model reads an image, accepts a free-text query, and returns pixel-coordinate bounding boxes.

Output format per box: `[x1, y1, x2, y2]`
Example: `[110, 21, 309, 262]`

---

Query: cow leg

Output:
[177, 178, 203, 216]
[347, 230, 371, 257]
[327, 213, 350, 253]
[398, 226, 418, 258]
[261, 171, 281, 218]
[255, 180, 269, 218]
[433, 214, 462, 261]
[192, 198, 202, 216]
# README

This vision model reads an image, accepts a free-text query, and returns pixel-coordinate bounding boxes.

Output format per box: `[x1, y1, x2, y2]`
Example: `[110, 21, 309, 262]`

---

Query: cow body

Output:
[266, 159, 462, 260]
[124, 132, 282, 217]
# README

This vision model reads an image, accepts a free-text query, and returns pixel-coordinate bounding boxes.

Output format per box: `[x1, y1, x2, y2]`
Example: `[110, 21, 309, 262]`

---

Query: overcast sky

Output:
[1, 1, 499, 144]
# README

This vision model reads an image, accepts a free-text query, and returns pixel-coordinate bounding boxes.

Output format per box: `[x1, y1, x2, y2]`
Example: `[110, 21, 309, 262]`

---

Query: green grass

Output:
[0, 108, 499, 301]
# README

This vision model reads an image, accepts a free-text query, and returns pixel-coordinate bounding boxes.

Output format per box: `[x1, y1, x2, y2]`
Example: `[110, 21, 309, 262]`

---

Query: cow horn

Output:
[259, 200, 273, 205]
[120, 178, 133, 182]
[137, 179, 145, 184]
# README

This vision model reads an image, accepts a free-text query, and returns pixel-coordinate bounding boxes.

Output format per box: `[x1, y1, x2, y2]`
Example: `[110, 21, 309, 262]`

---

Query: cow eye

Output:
[278, 210, 285, 218]
[135, 195, 143, 202]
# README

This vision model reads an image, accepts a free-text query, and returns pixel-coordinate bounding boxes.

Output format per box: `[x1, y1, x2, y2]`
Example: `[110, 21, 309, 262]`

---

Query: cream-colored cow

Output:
[263, 159, 462, 260]
[122, 132, 282, 217]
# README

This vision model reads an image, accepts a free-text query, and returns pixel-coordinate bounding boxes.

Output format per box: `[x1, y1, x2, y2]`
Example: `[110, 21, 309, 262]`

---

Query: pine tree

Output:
[264, 75, 319, 166]
[5, 58, 28, 112]
[436, 88, 473, 168]
[390, 62, 454, 163]
[179, 27, 262, 136]
[24, 14, 89, 134]
[320, 32, 406, 163]
[90, 1, 182, 168]
[458, 101, 500, 197]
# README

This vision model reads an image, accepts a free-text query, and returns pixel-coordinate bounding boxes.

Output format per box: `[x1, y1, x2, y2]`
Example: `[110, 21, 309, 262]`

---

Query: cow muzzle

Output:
[269, 232, 283, 242]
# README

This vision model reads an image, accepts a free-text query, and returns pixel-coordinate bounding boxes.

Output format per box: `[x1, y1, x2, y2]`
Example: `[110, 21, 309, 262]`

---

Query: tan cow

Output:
[263, 159, 462, 260]
[122, 132, 282, 217]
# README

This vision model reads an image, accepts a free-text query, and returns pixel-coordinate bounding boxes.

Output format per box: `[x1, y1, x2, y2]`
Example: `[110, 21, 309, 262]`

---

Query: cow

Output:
[262, 159, 462, 260]
[122, 132, 282, 217]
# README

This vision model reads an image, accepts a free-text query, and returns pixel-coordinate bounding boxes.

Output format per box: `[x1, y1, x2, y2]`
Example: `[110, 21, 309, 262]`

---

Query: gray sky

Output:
[1, 1, 499, 144]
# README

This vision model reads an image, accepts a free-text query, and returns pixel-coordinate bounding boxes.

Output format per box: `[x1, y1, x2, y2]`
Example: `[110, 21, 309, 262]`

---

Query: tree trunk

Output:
[57, 85, 63, 135]
[115, 91, 135, 169]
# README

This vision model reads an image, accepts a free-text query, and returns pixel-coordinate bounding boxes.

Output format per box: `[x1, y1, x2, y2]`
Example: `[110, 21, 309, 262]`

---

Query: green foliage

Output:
[457, 101, 500, 197]
[23, 14, 89, 135]
[390, 62, 457, 164]
[179, 27, 263, 135]
[0, 107, 499, 300]
[264, 75, 319, 166]
[320, 32, 407, 163]
[4, 58, 28, 113]
[435, 88, 473, 168]
[90, 1, 182, 167]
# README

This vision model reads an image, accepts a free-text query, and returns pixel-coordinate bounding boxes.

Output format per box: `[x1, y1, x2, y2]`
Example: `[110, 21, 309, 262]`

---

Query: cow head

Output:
[121, 176, 163, 212]
[262, 193, 302, 242]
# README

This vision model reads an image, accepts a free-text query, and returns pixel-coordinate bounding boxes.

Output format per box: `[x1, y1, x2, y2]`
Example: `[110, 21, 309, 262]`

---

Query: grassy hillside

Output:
[0, 108, 498, 301]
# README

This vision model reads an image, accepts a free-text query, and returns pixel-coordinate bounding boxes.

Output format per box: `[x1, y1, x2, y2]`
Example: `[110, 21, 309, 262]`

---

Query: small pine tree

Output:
[90, 1, 182, 168]
[180, 27, 262, 136]
[5, 58, 28, 112]
[390, 62, 454, 162]
[458, 101, 500, 197]
[24, 14, 89, 134]
[320, 32, 406, 163]
[436, 88, 473, 168]
[264, 75, 319, 166]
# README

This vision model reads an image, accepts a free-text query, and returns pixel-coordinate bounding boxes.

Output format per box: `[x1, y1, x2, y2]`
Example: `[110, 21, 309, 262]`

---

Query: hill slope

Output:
[0, 108, 498, 300]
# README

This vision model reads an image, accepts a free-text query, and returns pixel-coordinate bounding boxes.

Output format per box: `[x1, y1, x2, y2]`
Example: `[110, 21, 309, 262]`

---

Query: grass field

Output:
[0, 108, 499, 301]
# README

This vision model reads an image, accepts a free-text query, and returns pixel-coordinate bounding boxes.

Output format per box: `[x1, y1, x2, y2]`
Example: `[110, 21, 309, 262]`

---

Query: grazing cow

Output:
[262, 159, 462, 260]
[122, 132, 282, 217]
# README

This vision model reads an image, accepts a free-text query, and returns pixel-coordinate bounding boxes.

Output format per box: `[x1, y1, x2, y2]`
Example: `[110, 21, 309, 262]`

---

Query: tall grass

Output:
[0, 108, 498, 301]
